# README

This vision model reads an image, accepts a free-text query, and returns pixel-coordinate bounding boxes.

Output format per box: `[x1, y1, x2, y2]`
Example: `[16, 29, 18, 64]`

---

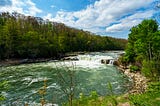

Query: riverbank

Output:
[0, 52, 87, 67]
[0, 58, 53, 66]
[117, 65, 149, 94]
[0, 53, 67, 66]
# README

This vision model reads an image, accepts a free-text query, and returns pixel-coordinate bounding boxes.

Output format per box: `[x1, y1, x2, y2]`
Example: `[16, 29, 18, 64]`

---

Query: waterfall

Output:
[109, 59, 114, 65]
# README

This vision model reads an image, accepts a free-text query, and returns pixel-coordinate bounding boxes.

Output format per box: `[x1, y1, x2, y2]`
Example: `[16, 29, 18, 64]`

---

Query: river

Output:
[0, 51, 132, 106]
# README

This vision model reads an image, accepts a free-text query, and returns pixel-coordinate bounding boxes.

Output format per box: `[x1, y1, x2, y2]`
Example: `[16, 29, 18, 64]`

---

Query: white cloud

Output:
[0, 0, 42, 16]
[0, 0, 155, 38]
[0, 0, 24, 13]
[52, 0, 154, 38]
[25, 0, 42, 16]
[106, 10, 154, 32]
[43, 13, 54, 21]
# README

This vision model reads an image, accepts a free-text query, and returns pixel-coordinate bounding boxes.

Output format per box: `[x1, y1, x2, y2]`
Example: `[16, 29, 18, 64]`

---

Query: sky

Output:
[0, 0, 159, 39]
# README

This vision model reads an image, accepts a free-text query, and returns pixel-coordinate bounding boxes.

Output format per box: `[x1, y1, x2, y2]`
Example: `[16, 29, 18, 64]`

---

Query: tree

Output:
[0, 12, 127, 60]
[125, 19, 158, 62]
[124, 19, 160, 79]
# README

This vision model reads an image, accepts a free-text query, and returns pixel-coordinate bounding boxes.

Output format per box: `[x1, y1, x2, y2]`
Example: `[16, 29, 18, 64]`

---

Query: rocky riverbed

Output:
[118, 65, 149, 94]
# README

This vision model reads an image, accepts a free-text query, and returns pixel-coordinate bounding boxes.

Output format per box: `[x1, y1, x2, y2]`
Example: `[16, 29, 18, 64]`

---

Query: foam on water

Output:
[47, 83, 60, 89]
[0, 51, 132, 106]
[42, 52, 115, 69]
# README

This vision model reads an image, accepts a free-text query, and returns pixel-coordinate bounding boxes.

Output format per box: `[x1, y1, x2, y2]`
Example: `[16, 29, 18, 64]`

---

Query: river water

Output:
[0, 51, 132, 106]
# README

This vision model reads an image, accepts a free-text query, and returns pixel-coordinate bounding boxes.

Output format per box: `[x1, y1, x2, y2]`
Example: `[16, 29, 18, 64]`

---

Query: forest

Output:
[0, 12, 127, 60]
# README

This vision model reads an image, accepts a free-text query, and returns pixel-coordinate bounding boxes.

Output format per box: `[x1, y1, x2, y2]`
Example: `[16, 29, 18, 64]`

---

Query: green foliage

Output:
[89, 91, 98, 100]
[124, 19, 160, 78]
[130, 65, 139, 73]
[129, 82, 160, 106]
[61, 82, 160, 106]
[147, 82, 160, 93]
[142, 60, 154, 77]
[106, 82, 118, 106]
[118, 56, 129, 68]
[78, 93, 88, 105]
[107, 82, 114, 95]
[129, 94, 153, 106]
[0, 81, 9, 101]
[125, 19, 159, 62]
[142, 60, 160, 80]
[124, 43, 136, 63]
[63, 82, 119, 106]
[0, 12, 127, 60]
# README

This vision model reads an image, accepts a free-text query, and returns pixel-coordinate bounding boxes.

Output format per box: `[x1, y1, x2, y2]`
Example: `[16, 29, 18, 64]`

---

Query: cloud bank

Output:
[50, 0, 154, 38]
[0, 0, 155, 38]
[0, 0, 42, 16]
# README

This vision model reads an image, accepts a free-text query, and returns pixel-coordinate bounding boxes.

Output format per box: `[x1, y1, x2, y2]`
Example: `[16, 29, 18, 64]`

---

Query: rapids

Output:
[0, 51, 132, 106]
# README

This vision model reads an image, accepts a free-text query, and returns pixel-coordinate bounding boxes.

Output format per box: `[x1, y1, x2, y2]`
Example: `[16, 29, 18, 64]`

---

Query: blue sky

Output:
[0, 0, 159, 38]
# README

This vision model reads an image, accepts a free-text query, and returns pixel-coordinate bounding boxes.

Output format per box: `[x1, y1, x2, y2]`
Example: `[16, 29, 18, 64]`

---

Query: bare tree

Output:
[55, 62, 77, 106]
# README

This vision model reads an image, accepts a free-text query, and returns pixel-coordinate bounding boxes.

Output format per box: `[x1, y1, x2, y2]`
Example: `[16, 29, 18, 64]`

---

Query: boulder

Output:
[101, 59, 110, 64]
[113, 60, 120, 66]
[101, 59, 120, 66]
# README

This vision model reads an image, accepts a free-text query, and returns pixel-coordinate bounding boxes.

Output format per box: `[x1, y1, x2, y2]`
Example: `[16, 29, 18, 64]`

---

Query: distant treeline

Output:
[0, 12, 127, 60]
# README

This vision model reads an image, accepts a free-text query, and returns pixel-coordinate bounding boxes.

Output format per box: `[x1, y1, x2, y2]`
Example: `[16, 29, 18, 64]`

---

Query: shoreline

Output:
[117, 65, 149, 94]
[0, 53, 76, 67]
[0, 58, 54, 67]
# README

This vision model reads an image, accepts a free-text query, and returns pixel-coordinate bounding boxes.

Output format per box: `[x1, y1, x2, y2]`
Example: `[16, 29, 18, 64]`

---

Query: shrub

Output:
[130, 65, 139, 72]
[147, 82, 160, 93]
[129, 82, 160, 106]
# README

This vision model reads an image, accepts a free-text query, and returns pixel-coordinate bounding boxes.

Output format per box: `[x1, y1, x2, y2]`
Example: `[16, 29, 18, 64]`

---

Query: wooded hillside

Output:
[0, 12, 127, 60]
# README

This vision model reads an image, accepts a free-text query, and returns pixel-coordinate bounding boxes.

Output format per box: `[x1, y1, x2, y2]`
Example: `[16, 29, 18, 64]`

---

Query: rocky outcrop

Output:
[101, 59, 120, 66]
[113, 60, 120, 66]
[118, 65, 148, 94]
[101, 59, 110, 64]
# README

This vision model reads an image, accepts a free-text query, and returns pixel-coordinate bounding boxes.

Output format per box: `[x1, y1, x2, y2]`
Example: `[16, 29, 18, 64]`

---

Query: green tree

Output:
[125, 19, 160, 78]
[0, 12, 127, 60]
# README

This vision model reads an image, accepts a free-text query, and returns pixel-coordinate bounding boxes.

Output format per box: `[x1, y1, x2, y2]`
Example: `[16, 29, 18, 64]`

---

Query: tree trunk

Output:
[148, 42, 152, 60]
